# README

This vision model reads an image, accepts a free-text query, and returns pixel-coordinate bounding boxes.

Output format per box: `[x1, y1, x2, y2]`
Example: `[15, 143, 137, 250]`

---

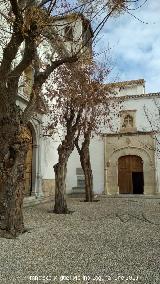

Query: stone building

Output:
[66, 79, 160, 196]
[25, 77, 160, 199]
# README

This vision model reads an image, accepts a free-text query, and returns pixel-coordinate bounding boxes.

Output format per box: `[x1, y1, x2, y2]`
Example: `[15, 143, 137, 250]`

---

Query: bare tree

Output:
[44, 60, 118, 211]
[0, 0, 81, 237]
[74, 64, 119, 202]
[44, 62, 92, 213]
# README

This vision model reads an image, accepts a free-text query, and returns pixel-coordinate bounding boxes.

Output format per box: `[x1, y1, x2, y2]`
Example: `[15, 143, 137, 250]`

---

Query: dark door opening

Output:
[132, 172, 144, 194]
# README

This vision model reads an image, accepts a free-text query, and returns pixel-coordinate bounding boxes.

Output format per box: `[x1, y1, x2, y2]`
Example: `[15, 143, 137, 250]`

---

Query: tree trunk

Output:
[53, 137, 75, 214]
[0, 146, 27, 238]
[80, 145, 93, 202]
[76, 132, 93, 202]
[53, 161, 68, 214]
[0, 120, 30, 238]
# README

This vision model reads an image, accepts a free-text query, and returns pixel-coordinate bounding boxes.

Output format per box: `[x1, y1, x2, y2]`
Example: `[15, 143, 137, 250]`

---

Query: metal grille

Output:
[76, 168, 84, 175]
[77, 176, 85, 187]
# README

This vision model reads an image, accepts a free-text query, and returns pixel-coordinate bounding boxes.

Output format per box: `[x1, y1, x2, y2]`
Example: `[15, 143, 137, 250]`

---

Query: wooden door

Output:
[118, 155, 143, 194]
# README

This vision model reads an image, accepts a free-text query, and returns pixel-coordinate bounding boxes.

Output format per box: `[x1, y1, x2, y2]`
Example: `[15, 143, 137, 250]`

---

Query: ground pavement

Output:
[0, 196, 160, 284]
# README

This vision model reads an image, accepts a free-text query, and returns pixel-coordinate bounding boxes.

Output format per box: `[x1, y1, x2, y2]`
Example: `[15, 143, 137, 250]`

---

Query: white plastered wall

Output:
[66, 136, 104, 194]
[66, 92, 160, 195]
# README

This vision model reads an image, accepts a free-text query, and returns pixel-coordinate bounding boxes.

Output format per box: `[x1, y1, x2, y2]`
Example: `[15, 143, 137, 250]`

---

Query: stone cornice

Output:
[105, 79, 145, 88]
[120, 92, 160, 101]
[105, 92, 160, 102]
[103, 131, 158, 137]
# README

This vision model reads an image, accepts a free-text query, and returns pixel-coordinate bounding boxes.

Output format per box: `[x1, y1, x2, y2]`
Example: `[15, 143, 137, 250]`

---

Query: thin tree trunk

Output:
[53, 160, 68, 214]
[53, 107, 83, 213]
[75, 132, 93, 202]
[81, 155, 93, 202]
[53, 138, 74, 214]
[80, 145, 93, 202]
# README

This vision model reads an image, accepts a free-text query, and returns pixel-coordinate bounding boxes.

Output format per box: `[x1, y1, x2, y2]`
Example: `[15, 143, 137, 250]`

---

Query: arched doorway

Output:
[24, 126, 33, 196]
[118, 155, 144, 194]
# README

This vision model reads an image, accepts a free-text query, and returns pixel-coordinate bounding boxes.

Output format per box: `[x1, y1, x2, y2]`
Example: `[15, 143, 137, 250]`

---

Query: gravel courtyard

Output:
[0, 196, 160, 284]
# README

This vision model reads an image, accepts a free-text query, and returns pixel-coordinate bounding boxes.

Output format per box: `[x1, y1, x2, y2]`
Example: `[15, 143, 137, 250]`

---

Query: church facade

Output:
[66, 79, 160, 196]
[8, 11, 159, 201]
[22, 78, 160, 202]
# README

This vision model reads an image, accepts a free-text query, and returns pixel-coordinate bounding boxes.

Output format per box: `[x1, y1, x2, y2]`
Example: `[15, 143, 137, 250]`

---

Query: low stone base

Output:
[72, 187, 85, 193]
[68, 187, 85, 198]
[42, 179, 55, 197]
[23, 195, 54, 207]
[104, 193, 160, 199]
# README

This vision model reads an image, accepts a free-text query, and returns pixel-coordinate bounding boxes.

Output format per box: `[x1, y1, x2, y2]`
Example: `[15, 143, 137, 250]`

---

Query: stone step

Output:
[104, 194, 160, 199]
[68, 187, 85, 198]
[23, 196, 54, 207]
[68, 193, 85, 198]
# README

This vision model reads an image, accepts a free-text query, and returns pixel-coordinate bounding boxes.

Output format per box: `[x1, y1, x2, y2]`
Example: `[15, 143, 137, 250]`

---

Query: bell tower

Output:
[53, 13, 93, 62]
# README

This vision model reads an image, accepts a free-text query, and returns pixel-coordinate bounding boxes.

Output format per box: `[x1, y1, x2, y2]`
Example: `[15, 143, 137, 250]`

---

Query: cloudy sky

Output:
[95, 1, 160, 93]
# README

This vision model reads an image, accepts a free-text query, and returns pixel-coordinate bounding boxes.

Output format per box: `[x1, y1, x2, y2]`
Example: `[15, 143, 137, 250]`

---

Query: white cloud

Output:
[95, 1, 160, 93]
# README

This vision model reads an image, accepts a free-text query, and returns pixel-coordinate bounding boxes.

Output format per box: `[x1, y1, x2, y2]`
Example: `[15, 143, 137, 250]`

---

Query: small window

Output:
[77, 175, 85, 188]
[122, 114, 133, 128]
[24, 65, 33, 97]
[76, 168, 84, 175]
[76, 167, 85, 188]
[120, 111, 136, 133]
[64, 25, 73, 41]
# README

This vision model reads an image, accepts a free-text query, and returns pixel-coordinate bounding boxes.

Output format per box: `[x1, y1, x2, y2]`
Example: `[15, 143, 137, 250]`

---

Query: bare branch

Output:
[11, 42, 35, 76]
[10, 0, 22, 19]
